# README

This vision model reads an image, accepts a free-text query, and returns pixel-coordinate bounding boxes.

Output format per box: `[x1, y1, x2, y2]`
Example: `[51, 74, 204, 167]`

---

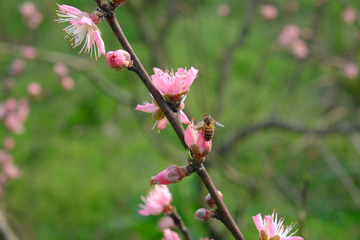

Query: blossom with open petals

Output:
[55, 4, 105, 60]
[253, 212, 303, 240]
[162, 229, 181, 240]
[151, 67, 198, 101]
[184, 122, 212, 160]
[138, 185, 172, 216]
[135, 99, 190, 131]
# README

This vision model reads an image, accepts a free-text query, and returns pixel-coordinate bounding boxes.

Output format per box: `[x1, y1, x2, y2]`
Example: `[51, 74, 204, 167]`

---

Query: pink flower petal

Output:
[135, 103, 159, 113]
[58, 4, 82, 15]
[77, 16, 94, 26]
[252, 214, 264, 232]
[184, 123, 196, 147]
[157, 117, 168, 129]
[94, 30, 105, 55]
[163, 229, 181, 240]
[282, 237, 304, 240]
[180, 111, 190, 124]
[264, 215, 275, 237]
[183, 67, 198, 90]
[152, 74, 168, 94]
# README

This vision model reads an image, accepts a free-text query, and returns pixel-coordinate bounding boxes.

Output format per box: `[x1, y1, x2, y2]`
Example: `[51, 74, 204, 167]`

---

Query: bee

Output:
[196, 113, 225, 141]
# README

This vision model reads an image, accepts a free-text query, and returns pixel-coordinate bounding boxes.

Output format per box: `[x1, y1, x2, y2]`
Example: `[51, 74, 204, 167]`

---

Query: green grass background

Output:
[0, 0, 360, 239]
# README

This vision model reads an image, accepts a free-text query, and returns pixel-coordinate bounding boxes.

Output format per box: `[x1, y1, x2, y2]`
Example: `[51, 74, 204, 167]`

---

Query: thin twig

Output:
[168, 210, 192, 240]
[95, 2, 246, 239]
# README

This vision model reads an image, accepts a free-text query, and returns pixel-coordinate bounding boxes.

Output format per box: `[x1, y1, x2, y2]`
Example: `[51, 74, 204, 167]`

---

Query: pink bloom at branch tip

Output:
[55, 4, 105, 60]
[138, 184, 172, 216]
[253, 211, 303, 240]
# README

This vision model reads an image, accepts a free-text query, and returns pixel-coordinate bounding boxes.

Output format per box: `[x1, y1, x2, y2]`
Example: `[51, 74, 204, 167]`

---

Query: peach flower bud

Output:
[195, 208, 213, 222]
[9, 59, 26, 76]
[4, 137, 15, 151]
[205, 191, 223, 209]
[22, 46, 36, 59]
[106, 50, 132, 71]
[343, 63, 359, 80]
[150, 165, 186, 186]
[343, 7, 356, 24]
[28, 82, 42, 97]
[61, 77, 74, 90]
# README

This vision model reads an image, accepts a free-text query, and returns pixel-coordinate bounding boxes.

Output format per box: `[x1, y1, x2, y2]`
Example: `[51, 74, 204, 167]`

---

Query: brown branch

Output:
[218, 118, 360, 155]
[168, 210, 192, 240]
[95, 2, 246, 239]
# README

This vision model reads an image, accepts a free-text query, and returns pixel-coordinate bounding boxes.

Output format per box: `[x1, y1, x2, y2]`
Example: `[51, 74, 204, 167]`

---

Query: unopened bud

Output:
[28, 82, 42, 97]
[205, 191, 223, 209]
[106, 50, 132, 71]
[194, 208, 213, 222]
[150, 165, 186, 186]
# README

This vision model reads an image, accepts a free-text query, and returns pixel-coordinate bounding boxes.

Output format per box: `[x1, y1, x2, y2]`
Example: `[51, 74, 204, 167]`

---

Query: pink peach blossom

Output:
[291, 39, 309, 59]
[22, 46, 36, 59]
[158, 216, 176, 229]
[28, 82, 42, 97]
[138, 184, 172, 216]
[151, 67, 198, 99]
[3, 163, 20, 179]
[217, 4, 231, 17]
[135, 99, 190, 131]
[20, 2, 43, 29]
[3, 138, 15, 151]
[61, 77, 75, 90]
[162, 228, 181, 240]
[343, 7, 356, 24]
[55, 4, 105, 60]
[106, 50, 132, 71]
[184, 122, 212, 160]
[343, 63, 359, 80]
[278, 25, 300, 47]
[53, 63, 69, 78]
[260, 5, 278, 20]
[150, 165, 186, 186]
[253, 212, 303, 240]
[9, 59, 26, 76]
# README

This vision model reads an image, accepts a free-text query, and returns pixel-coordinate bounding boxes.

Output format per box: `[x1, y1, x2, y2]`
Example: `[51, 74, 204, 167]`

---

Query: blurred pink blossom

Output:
[3, 163, 20, 179]
[162, 229, 181, 240]
[184, 122, 212, 160]
[106, 50, 132, 71]
[158, 216, 176, 229]
[217, 4, 231, 17]
[3, 138, 15, 151]
[135, 99, 190, 131]
[278, 25, 300, 47]
[2, 77, 16, 91]
[150, 165, 186, 186]
[22, 46, 36, 59]
[287, 1, 299, 12]
[9, 59, 26, 76]
[28, 82, 42, 97]
[1, 99, 29, 134]
[291, 39, 309, 59]
[343, 7, 356, 24]
[253, 211, 303, 240]
[19, 2, 43, 29]
[55, 4, 105, 60]
[343, 63, 359, 80]
[53, 63, 69, 78]
[0, 174, 7, 185]
[138, 185, 172, 216]
[260, 5, 278, 20]
[61, 77, 75, 90]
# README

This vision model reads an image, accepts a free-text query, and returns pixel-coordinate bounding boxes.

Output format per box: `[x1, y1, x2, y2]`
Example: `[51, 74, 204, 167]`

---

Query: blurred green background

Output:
[0, 0, 360, 239]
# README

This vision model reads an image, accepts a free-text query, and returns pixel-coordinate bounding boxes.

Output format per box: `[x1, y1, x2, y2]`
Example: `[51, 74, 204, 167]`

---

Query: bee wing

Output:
[195, 121, 204, 128]
[214, 120, 225, 127]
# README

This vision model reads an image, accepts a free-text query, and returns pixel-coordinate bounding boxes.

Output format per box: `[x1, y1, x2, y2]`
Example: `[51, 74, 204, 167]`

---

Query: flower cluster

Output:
[278, 25, 309, 59]
[0, 99, 30, 134]
[55, 4, 105, 60]
[0, 139, 20, 196]
[253, 211, 304, 240]
[136, 67, 198, 131]
[20, 2, 43, 29]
